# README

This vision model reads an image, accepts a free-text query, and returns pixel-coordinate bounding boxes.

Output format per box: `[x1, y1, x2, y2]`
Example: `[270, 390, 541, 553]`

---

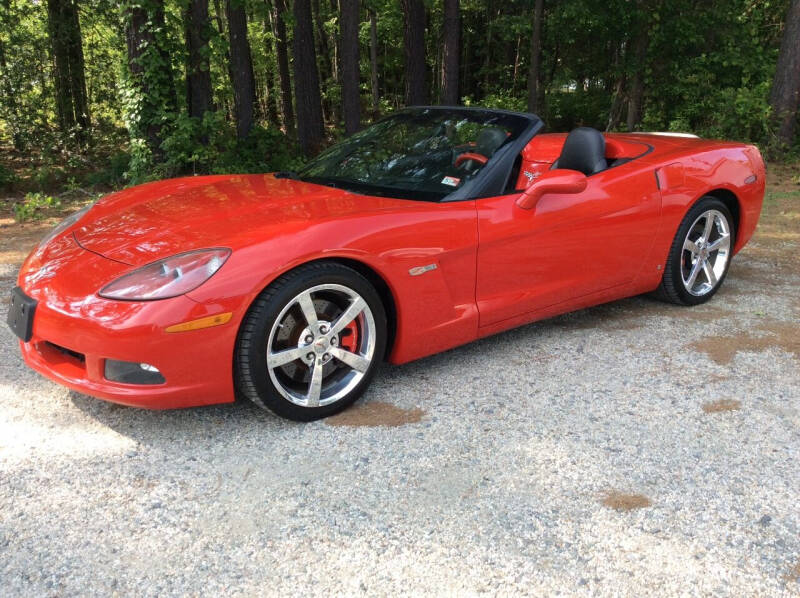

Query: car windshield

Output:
[296, 108, 532, 201]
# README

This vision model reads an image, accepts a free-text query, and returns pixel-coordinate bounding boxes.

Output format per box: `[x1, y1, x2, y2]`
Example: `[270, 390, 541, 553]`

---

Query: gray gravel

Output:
[1, 245, 798, 597]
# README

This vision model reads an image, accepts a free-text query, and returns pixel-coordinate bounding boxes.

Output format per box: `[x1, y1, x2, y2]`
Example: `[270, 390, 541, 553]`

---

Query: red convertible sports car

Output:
[7, 107, 765, 420]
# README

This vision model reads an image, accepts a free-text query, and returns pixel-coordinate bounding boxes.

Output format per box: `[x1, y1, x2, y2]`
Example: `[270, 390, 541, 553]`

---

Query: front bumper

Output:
[14, 237, 239, 409]
[17, 294, 238, 409]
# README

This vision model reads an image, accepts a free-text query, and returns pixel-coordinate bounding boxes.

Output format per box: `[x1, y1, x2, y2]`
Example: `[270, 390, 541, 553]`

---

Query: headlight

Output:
[38, 203, 93, 248]
[98, 248, 231, 301]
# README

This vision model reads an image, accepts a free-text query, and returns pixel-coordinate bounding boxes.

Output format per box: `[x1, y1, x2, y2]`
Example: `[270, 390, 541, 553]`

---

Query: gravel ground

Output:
[1, 185, 799, 596]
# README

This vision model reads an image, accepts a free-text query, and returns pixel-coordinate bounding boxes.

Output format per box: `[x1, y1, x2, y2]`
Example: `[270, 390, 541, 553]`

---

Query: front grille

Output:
[43, 341, 86, 364]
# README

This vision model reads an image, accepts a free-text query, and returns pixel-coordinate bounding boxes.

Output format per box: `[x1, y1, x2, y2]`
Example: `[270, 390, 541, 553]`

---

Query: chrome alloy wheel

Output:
[266, 284, 376, 408]
[681, 209, 731, 296]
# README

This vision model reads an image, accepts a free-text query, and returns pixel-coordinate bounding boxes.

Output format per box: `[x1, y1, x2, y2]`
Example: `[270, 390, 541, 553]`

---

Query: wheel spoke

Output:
[267, 347, 307, 369]
[296, 292, 319, 328]
[702, 214, 715, 241]
[703, 260, 717, 286]
[686, 258, 703, 289]
[329, 347, 370, 372]
[707, 233, 729, 252]
[307, 359, 324, 407]
[265, 283, 375, 409]
[683, 239, 699, 255]
[330, 297, 366, 335]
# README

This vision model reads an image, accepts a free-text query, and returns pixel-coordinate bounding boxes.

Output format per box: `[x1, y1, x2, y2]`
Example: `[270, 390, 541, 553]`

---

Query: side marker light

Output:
[165, 312, 233, 333]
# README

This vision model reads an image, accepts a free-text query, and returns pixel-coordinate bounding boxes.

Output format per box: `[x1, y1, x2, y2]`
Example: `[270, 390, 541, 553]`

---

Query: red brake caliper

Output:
[338, 321, 359, 353]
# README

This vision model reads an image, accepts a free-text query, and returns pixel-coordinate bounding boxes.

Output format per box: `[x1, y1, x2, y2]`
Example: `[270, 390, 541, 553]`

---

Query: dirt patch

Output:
[325, 401, 425, 427]
[691, 320, 799, 364]
[784, 559, 800, 584]
[728, 262, 785, 286]
[702, 399, 741, 413]
[742, 168, 799, 276]
[0, 216, 54, 265]
[601, 490, 652, 511]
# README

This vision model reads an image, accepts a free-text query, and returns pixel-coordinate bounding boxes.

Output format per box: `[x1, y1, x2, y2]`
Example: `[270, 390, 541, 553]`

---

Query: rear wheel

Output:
[235, 262, 387, 421]
[656, 197, 734, 305]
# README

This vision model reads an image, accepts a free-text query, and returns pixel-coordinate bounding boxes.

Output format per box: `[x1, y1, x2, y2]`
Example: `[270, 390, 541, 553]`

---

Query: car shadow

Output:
[67, 290, 737, 444]
[68, 390, 294, 447]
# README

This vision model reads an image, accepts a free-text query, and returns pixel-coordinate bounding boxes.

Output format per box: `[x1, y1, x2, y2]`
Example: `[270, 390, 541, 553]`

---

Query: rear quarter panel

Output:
[634, 140, 765, 291]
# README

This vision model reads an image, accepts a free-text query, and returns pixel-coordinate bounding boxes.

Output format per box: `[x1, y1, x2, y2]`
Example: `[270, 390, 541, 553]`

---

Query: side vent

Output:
[655, 162, 685, 191]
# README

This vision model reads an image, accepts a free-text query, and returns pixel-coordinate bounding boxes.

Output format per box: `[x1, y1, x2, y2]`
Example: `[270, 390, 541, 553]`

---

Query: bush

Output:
[0, 162, 18, 189]
[13, 192, 61, 222]
[160, 112, 304, 180]
[87, 152, 131, 188]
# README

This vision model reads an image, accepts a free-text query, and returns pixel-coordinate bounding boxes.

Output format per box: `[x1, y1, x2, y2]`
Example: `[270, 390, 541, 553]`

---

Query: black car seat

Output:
[476, 126, 508, 158]
[552, 127, 607, 175]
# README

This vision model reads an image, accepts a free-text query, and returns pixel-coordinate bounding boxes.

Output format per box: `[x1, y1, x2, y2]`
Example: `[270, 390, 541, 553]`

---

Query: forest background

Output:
[0, 0, 798, 213]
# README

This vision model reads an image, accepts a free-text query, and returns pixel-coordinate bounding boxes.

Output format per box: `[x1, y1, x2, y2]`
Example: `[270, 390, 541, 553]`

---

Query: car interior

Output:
[508, 126, 651, 192]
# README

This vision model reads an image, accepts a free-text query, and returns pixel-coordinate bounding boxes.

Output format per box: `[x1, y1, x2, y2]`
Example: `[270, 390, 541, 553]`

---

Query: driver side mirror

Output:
[516, 169, 588, 210]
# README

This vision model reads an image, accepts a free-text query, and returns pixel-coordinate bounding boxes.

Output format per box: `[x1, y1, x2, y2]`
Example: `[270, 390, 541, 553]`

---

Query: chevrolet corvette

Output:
[7, 107, 765, 420]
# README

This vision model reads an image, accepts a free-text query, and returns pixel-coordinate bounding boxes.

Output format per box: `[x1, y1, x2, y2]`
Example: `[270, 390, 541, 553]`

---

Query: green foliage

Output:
[86, 152, 131, 188]
[13, 192, 62, 222]
[0, 0, 796, 199]
[0, 0, 53, 151]
[0, 162, 18, 189]
[124, 138, 156, 185]
[162, 112, 303, 177]
[468, 92, 527, 113]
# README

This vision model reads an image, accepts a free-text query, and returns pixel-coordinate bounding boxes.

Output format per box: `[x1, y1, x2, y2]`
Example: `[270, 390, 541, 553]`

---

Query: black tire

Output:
[235, 262, 387, 421]
[655, 196, 735, 306]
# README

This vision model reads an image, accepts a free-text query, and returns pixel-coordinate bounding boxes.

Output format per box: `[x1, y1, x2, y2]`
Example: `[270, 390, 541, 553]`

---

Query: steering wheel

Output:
[455, 152, 489, 169]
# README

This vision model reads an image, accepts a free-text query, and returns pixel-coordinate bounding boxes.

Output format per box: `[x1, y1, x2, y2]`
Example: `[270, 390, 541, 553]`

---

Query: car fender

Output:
[187, 202, 481, 366]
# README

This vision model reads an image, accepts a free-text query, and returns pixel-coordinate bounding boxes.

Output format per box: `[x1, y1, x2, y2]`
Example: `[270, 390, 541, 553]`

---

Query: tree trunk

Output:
[606, 41, 626, 131]
[185, 0, 213, 120]
[482, 1, 493, 97]
[65, 0, 89, 133]
[400, 0, 427, 105]
[441, 0, 459, 105]
[339, 0, 361, 135]
[293, 0, 325, 155]
[259, 1, 280, 126]
[607, 73, 627, 131]
[626, 29, 647, 132]
[312, 0, 336, 124]
[461, 15, 472, 100]
[211, 0, 234, 119]
[770, 0, 800, 147]
[46, 0, 89, 139]
[124, 0, 176, 159]
[48, 0, 75, 133]
[311, 0, 334, 85]
[271, 0, 295, 134]
[369, 9, 380, 117]
[526, 0, 543, 113]
[225, 0, 256, 138]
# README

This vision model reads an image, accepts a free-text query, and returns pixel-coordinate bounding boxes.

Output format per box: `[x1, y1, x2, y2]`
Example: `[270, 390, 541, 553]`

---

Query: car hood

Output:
[73, 174, 394, 266]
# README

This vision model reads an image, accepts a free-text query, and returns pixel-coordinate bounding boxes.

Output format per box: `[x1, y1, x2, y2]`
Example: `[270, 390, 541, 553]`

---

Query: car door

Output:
[475, 164, 661, 327]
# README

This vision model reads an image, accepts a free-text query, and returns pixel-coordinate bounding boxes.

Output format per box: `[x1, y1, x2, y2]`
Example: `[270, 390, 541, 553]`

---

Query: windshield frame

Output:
[296, 106, 544, 203]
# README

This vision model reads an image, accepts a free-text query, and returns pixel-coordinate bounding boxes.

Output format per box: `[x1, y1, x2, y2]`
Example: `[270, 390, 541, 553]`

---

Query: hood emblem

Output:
[409, 263, 438, 277]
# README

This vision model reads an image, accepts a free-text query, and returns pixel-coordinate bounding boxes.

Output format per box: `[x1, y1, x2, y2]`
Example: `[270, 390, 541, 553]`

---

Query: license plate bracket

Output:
[6, 286, 37, 342]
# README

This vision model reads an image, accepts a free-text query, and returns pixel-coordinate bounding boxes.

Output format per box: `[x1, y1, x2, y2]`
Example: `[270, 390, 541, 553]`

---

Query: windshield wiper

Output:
[300, 176, 346, 190]
[274, 171, 299, 179]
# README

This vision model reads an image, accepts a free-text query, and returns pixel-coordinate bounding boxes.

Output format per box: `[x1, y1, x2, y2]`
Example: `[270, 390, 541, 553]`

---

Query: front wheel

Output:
[655, 197, 735, 305]
[235, 262, 387, 421]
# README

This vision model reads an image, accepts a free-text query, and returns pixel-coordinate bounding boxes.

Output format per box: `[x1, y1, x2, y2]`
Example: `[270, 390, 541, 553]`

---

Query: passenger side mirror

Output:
[516, 169, 588, 210]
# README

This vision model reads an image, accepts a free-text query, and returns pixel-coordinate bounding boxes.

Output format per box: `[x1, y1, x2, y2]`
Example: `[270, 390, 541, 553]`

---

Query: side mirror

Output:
[516, 169, 588, 210]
